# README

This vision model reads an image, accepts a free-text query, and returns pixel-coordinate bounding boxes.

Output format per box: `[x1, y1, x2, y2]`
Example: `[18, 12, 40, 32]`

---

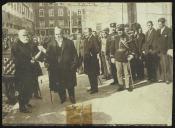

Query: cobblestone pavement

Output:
[2, 71, 173, 126]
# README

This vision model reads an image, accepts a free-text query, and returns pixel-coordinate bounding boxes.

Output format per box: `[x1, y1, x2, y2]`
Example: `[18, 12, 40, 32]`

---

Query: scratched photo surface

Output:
[2, 2, 173, 126]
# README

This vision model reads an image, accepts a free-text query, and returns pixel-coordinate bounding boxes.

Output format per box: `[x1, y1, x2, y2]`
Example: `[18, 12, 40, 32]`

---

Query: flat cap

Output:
[117, 24, 125, 31]
[110, 23, 116, 28]
[103, 28, 109, 32]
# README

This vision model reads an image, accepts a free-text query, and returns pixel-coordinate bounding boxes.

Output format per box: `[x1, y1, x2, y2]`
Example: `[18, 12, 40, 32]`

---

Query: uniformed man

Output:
[106, 23, 118, 85]
[156, 18, 173, 84]
[111, 25, 134, 91]
[84, 28, 100, 94]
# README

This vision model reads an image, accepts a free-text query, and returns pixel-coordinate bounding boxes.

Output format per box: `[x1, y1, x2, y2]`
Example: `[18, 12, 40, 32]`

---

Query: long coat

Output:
[134, 33, 145, 57]
[83, 35, 100, 75]
[156, 26, 173, 54]
[11, 40, 35, 93]
[45, 37, 78, 92]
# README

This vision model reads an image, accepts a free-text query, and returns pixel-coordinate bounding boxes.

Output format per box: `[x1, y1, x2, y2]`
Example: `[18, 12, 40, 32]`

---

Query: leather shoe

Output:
[34, 95, 42, 99]
[90, 90, 98, 94]
[127, 86, 134, 92]
[26, 104, 33, 108]
[87, 89, 92, 92]
[19, 107, 32, 113]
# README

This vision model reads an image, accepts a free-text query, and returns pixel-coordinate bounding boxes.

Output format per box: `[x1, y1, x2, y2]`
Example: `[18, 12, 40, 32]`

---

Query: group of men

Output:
[9, 17, 173, 113]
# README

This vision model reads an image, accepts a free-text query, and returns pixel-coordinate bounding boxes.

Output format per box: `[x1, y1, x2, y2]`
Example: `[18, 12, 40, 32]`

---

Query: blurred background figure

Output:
[99, 29, 111, 80]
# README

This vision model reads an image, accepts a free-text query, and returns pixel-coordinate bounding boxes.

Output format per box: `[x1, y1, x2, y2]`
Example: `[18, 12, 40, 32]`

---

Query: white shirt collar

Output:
[161, 26, 166, 34]
[55, 38, 63, 47]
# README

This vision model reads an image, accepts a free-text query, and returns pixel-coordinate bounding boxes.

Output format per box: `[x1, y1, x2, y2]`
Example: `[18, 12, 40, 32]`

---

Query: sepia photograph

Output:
[1, 2, 173, 126]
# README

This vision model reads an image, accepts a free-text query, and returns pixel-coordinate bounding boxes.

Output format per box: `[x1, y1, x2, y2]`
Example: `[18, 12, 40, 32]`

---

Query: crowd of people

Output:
[2, 17, 173, 113]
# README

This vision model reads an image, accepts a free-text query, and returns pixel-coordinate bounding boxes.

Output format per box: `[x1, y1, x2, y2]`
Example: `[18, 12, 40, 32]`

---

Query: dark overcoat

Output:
[83, 35, 100, 75]
[45, 37, 78, 92]
[11, 40, 35, 95]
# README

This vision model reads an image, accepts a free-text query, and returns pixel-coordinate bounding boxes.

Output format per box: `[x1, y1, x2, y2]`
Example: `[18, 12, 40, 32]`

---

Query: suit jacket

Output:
[106, 32, 118, 57]
[11, 40, 36, 90]
[111, 34, 131, 62]
[84, 35, 100, 75]
[143, 28, 157, 54]
[46, 37, 78, 91]
[156, 26, 173, 54]
[135, 33, 145, 56]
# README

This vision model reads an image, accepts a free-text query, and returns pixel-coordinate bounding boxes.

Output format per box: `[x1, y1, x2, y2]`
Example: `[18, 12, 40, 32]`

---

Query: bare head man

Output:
[54, 27, 63, 40]
[147, 21, 153, 31]
[18, 29, 29, 44]
[158, 18, 166, 29]
[83, 28, 92, 38]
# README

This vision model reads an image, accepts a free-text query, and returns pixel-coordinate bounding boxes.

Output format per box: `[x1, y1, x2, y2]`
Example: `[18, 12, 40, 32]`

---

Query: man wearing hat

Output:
[106, 23, 118, 85]
[156, 18, 173, 84]
[110, 25, 134, 91]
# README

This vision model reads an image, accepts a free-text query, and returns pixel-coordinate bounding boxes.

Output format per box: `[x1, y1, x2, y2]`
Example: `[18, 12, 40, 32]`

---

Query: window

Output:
[49, 20, 55, 27]
[39, 9, 44, 17]
[48, 3, 54, 6]
[49, 9, 54, 17]
[39, 3, 44, 6]
[39, 20, 45, 28]
[57, 20, 64, 27]
[78, 10, 81, 15]
[67, 10, 70, 16]
[58, 8, 63, 16]
[40, 30, 45, 36]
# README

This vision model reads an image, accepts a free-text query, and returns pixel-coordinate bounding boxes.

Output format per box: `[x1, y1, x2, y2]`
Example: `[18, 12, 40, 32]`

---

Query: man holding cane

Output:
[110, 25, 134, 91]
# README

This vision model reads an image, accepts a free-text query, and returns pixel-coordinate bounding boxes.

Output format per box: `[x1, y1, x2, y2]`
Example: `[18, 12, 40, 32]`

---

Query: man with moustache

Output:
[11, 29, 36, 113]
[42, 27, 78, 104]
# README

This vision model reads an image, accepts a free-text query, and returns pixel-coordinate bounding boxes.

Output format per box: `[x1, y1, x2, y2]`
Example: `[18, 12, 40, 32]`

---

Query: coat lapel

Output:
[61, 38, 66, 59]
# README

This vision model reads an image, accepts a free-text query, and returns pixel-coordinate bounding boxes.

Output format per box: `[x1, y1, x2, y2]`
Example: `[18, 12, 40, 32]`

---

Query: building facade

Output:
[33, 2, 84, 39]
[2, 2, 35, 36]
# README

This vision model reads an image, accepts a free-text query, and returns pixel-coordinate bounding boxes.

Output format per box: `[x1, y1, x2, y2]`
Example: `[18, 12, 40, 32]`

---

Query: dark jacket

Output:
[135, 33, 145, 57]
[111, 34, 132, 62]
[11, 40, 36, 90]
[84, 35, 100, 75]
[106, 32, 118, 57]
[143, 28, 157, 54]
[45, 37, 78, 91]
[156, 26, 173, 54]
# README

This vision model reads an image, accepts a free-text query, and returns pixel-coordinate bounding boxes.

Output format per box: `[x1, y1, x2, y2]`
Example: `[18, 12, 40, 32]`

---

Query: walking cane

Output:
[50, 90, 53, 104]
[128, 59, 134, 88]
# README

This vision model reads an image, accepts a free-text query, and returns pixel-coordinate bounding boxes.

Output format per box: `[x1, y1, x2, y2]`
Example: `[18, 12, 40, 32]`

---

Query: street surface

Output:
[2, 69, 172, 126]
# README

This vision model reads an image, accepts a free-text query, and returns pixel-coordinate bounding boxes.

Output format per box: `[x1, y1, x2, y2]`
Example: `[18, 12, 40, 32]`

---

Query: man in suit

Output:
[11, 29, 36, 113]
[84, 28, 100, 94]
[142, 21, 158, 82]
[156, 18, 173, 84]
[106, 23, 118, 85]
[42, 27, 78, 104]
